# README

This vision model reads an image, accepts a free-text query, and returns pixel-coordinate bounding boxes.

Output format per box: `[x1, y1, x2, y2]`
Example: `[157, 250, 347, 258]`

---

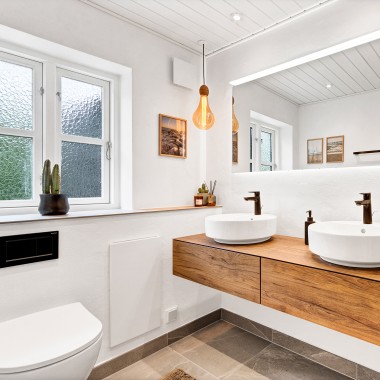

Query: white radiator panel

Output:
[110, 236, 162, 347]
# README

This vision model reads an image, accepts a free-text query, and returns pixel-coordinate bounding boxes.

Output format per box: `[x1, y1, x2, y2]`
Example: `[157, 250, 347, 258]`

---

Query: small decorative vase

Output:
[38, 194, 70, 216]
[207, 194, 216, 206]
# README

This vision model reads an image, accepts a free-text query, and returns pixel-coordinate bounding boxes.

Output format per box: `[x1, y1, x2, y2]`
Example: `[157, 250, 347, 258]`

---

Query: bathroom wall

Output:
[0, 0, 219, 368]
[0, 0, 203, 209]
[206, 0, 380, 372]
[298, 90, 380, 169]
[0, 208, 221, 364]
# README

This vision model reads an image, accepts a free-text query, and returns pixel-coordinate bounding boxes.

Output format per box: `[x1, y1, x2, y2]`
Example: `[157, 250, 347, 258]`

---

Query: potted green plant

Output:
[38, 159, 70, 215]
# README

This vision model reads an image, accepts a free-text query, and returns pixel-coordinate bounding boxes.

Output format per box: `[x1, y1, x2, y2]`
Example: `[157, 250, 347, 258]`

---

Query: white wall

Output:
[298, 90, 380, 169]
[0, 0, 218, 368]
[233, 82, 298, 173]
[0, 0, 203, 210]
[206, 0, 380, 372]
[0, 208, 221, 365]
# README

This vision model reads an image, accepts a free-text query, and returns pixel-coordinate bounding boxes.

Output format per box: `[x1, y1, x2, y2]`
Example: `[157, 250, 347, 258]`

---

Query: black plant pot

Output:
[38, 194, 70, 216]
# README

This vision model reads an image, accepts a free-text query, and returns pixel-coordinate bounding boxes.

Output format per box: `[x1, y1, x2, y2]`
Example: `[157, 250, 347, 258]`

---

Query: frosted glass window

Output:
[0, 60, 33, 130]
[261, 130, 272, 163]
[61, 141, 102, 198]
[0, 135, 33, 200]
[260, 165, 272, 172]
[61, 77, 102, 139]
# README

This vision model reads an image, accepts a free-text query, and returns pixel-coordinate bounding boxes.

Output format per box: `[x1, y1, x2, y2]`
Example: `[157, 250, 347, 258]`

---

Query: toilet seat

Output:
[0, 303, 103, 374]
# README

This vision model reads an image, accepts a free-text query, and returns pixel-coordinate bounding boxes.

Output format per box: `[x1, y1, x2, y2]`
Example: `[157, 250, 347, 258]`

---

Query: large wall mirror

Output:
[232, 34, 380, 173]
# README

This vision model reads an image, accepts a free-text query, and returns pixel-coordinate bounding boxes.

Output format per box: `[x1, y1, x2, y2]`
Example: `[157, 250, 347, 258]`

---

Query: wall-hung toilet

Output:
[0, 303, 102, 380]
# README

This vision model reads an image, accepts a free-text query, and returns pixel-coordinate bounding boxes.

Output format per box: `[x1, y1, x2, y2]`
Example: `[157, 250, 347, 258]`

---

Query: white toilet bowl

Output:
[0, 303, 103, 380]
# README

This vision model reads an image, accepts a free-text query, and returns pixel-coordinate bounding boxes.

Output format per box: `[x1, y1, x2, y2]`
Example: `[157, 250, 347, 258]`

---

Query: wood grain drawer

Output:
[261, 259, 380, 346]
[173, 240, 260, 303]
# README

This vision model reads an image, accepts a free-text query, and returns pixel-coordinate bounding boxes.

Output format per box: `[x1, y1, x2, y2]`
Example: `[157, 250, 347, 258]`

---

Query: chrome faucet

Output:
[244, 191, 261, 215]
[355, 193, 372, 224]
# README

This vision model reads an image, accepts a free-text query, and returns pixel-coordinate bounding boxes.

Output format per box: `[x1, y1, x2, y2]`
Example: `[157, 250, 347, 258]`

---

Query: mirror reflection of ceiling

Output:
[82, 0, 332, 55]
[256, 39, 380, 105]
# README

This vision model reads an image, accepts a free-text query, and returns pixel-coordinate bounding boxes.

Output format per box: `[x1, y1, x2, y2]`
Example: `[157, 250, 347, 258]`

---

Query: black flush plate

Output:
[0, 231, 59, 268]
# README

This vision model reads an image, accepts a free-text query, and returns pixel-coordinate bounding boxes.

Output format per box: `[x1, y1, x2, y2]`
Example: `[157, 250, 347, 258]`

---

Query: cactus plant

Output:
[51, 164, 60, 194]
[39, 160, 68, 216]
[41, 159, 62, 194]
[42, 159, 51, 194]
[197, 182, 209, 194]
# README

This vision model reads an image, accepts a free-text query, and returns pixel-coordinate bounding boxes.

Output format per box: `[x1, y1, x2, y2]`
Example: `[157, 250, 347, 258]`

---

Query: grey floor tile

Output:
[176, 340, 242, 377]
[168, 309, 221, 344]
[170, 335, 205, 355]
[104, 361, 161, 380]
[222, 364, 270, 380]
[358, 365, 380, 380]
[222, 309, 272, 341]
[193, 321, 271, 364]
[246, 344, 351, 380]
[272, 330, 357, 379]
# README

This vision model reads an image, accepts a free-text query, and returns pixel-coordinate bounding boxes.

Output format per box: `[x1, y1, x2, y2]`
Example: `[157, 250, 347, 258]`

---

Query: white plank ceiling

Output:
[255, 39, 380, 105]
[81, 0, 332, 55]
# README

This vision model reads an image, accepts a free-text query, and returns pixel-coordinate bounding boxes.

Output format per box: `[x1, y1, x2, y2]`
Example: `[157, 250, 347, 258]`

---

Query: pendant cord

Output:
[202, 44, 205, 85]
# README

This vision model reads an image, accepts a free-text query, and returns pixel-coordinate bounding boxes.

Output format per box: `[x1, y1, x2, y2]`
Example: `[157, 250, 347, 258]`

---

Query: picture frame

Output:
[326, 135, 344, 163]
[232, 132, 238, 163]
[159, 114, 187, 158]
[307, 138, 323, 164]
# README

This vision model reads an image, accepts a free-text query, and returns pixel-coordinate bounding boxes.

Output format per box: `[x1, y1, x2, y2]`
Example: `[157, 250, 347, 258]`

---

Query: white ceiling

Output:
[255, 39, 380, 105]
[81, 0, 333, 55]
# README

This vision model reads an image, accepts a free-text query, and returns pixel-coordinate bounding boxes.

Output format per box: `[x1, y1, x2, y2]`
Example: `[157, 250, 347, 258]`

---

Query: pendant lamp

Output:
[193, 44, 215, 130]
[232, 96, 239, 134]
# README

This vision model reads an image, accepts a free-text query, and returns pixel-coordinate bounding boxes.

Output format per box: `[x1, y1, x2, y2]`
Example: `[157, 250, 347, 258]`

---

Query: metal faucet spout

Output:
[244, 191, 261, 215]
[355, 193, 372, 224]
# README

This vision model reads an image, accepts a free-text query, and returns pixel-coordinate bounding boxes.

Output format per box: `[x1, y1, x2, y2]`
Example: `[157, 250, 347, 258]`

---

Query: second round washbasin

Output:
[205, 213, 277, 244]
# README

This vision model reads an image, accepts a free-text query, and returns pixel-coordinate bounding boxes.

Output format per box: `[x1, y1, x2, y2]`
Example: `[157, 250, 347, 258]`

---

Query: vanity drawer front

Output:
[173, 240, 260, 303]
[261, 259, 380, 345]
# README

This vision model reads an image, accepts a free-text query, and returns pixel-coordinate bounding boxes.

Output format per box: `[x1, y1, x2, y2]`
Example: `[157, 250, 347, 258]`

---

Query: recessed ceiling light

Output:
[326, 83, 333, 89]
[231, 13, 241, 21]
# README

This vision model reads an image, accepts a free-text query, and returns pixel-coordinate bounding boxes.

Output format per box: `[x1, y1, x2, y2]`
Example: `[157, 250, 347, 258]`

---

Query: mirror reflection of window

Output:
[250, 123, 276, 172]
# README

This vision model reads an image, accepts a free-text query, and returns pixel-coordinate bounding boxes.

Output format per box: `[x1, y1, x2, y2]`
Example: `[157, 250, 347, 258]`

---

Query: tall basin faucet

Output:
[355, 193, 372, 224]
[244, 191, 261, 215]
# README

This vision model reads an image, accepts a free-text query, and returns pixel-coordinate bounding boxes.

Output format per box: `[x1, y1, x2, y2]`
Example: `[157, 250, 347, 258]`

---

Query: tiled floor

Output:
[105, 321, 351, 380]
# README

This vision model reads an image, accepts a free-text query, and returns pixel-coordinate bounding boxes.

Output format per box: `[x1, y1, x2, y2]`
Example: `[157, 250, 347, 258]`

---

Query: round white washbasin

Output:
[205, 213, 277, 244]
[309, 221, 380, 268]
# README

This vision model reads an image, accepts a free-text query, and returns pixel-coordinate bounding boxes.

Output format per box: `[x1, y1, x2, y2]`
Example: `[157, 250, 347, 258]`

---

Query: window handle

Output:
[106, 141, 112, 160]
[56, 91, 61, 101]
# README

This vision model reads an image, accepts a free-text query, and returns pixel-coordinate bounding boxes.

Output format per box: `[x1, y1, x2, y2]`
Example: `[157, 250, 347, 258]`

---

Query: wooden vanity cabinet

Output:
[173, 240, 260, 303]
[261, 259, 380, 346]
[173, 234, 380, 346]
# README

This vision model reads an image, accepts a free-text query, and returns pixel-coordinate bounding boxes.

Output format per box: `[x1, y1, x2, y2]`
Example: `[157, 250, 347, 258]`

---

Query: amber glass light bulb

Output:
[193, 85, 215, 130]
[232, 96, 239, 134]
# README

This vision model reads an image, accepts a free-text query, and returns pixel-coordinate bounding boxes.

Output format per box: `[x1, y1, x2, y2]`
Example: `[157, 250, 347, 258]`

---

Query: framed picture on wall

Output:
[232, 132, 238, 163]
[159, 114, 187, 158]
[326, 135, 344, 163]
[307, 138, 323, 164]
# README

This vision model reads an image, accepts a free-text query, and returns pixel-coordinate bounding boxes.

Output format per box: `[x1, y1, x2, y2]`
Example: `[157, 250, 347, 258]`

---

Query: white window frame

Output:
[0, 51, 43, 208]
[250, 122, 276, 172]
[0, 43, 122, 214]
[56, 68, 111, 205]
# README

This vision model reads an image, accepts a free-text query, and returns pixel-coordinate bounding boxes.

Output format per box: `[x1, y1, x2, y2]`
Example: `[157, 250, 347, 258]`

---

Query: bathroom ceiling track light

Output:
[192, 43, 215, 130]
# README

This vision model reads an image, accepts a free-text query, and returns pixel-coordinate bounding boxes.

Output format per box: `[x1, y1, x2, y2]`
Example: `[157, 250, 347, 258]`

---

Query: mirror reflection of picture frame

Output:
[307, 138, 323, 164]
[326, 135, 344, 163]
[159, 114, 187, 158]
[232, 132, 238, 163]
